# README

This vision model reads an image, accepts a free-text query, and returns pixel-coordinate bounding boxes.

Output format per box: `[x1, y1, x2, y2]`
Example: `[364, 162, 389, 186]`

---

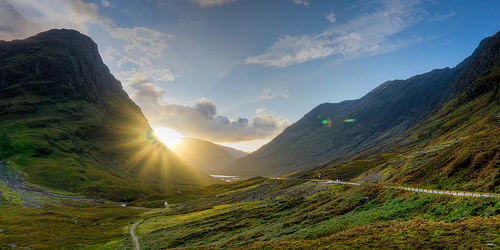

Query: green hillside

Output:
[0, 29, 218, 202]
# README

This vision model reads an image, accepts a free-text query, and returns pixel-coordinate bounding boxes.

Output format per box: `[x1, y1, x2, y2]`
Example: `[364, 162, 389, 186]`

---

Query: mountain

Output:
[0, 29, 218, 201]
[218, 144, 250, 159]
[171, 138, 248, 174]
[223, 30, 500, 178]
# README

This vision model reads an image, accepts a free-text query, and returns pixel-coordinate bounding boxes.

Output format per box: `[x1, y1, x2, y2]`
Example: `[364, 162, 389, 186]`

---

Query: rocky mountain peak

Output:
[0, 29, 122, 104]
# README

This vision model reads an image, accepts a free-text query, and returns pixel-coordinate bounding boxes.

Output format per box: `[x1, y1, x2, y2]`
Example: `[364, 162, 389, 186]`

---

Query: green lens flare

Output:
[322, 120, 328, 124]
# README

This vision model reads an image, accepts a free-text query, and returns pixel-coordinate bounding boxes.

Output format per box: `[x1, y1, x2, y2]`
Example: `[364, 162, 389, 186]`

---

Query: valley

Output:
[0, 15, 500, 250]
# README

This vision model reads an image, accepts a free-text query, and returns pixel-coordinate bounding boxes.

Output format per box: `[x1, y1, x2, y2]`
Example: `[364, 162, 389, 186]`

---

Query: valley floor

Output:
[2, 177, 500, 249]
[129, 178, 500, 249]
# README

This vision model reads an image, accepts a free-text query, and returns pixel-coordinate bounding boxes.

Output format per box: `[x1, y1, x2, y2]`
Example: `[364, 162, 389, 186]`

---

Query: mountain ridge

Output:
[223, 30, 500, 178]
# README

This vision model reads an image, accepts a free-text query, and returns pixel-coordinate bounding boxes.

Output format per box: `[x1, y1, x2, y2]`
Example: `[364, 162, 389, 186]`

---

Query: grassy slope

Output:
[3, 177, 499, 249]
[0, 202, 142, 249]
[125, 178, 500, 249]
[371, 74, 500, 192]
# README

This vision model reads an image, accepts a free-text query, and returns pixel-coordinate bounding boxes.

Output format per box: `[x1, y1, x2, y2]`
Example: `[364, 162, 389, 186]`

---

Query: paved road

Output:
[395, 186, 498, 197]
[319, 180, 499, 198]
[130, 219, 144, 250]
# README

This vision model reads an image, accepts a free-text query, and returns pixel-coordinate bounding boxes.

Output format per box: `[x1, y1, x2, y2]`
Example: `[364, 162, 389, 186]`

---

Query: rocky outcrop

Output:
[0, 29, 122, 103]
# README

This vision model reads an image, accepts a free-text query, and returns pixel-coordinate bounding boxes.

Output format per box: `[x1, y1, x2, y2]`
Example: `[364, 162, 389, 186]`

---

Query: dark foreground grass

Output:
[245, 217, 500, 249]
[0, 202, 142, 249]
[138, 182, 500, 249]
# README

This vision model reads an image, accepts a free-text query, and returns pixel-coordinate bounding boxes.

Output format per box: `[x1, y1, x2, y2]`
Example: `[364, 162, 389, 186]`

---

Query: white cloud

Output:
[154, 99, 289, 142]
[254, 88, 290, 102]
[0, 0, 48, 40]
[326, 12, 336, 23]
[190, 0, 237, 7]
[293, 0, 309, 7]
[101, 0, 116, 9]
[127, 75, 289, 142]
[429, 10, 456, 22]
[245, 0, 430, 67]
[101, 1, 113, 7]
[6, 0, 112, 34]
[103, 26, 177, 83]
[127, 73, 165, 108]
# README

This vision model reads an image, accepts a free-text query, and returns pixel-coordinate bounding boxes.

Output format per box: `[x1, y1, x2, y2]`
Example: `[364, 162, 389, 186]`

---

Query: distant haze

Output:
[171, 138, 248, 174]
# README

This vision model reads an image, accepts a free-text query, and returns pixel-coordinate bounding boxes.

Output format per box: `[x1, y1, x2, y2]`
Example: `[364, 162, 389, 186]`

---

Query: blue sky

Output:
[1, 0, 500, 151]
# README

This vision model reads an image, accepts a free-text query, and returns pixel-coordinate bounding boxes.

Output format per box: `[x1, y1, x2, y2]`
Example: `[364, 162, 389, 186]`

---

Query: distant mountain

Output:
[218, 144, 250, 159]
[223, 30, 500, 178]
[0, 29, 218, 201]
[171, 138, 248, 174]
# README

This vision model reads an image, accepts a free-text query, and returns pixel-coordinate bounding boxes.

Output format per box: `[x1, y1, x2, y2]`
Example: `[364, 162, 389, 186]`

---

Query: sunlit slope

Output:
[224, 30, 500, 178]
[0, 29, 218, 201]
[171, 138, 248, 173]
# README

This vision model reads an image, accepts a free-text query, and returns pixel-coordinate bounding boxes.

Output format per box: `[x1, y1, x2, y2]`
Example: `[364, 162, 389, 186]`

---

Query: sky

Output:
[1, 0, 500, 151]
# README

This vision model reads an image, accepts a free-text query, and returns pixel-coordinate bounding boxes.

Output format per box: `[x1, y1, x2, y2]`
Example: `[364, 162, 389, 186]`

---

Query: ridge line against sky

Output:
[1, 0, 499, 151]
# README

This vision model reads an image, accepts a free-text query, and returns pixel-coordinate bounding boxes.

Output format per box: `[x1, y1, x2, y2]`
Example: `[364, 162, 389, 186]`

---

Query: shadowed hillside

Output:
[224, 30, 500, 178]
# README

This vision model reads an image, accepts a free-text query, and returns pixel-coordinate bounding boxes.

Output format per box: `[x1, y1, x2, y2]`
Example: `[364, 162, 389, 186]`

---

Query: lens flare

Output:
[153, 127, 184, 148]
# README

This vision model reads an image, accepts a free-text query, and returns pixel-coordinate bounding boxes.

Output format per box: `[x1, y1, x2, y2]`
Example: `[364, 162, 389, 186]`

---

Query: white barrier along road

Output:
[318, 180, 499, 198]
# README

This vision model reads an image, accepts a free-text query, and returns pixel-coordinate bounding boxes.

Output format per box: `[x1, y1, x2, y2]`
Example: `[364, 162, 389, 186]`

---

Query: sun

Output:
[153, 127, 184, 148]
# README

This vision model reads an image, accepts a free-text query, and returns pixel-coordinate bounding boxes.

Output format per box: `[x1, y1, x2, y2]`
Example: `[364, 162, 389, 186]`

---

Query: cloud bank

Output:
[128, 75, 290, 143]
[245, 0, 429, 67]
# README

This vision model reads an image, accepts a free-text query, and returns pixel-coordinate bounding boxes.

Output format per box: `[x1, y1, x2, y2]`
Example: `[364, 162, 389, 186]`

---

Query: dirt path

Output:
[130, 219, 144, 250]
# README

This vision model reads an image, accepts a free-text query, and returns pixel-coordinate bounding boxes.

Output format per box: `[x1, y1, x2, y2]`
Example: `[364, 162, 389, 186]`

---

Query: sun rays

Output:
[153, 127, 185, 148]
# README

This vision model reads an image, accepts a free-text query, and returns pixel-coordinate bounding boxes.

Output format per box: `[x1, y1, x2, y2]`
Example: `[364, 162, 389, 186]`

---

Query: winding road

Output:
[130, 219, 144, 250]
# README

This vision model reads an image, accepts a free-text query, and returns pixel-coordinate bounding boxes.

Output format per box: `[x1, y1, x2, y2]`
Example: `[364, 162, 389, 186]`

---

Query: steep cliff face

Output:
[442, 31, 500, 102]
[0, 29, 122, 102]
[0, 29, 218, 201]
[223, 30, 500, 178]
